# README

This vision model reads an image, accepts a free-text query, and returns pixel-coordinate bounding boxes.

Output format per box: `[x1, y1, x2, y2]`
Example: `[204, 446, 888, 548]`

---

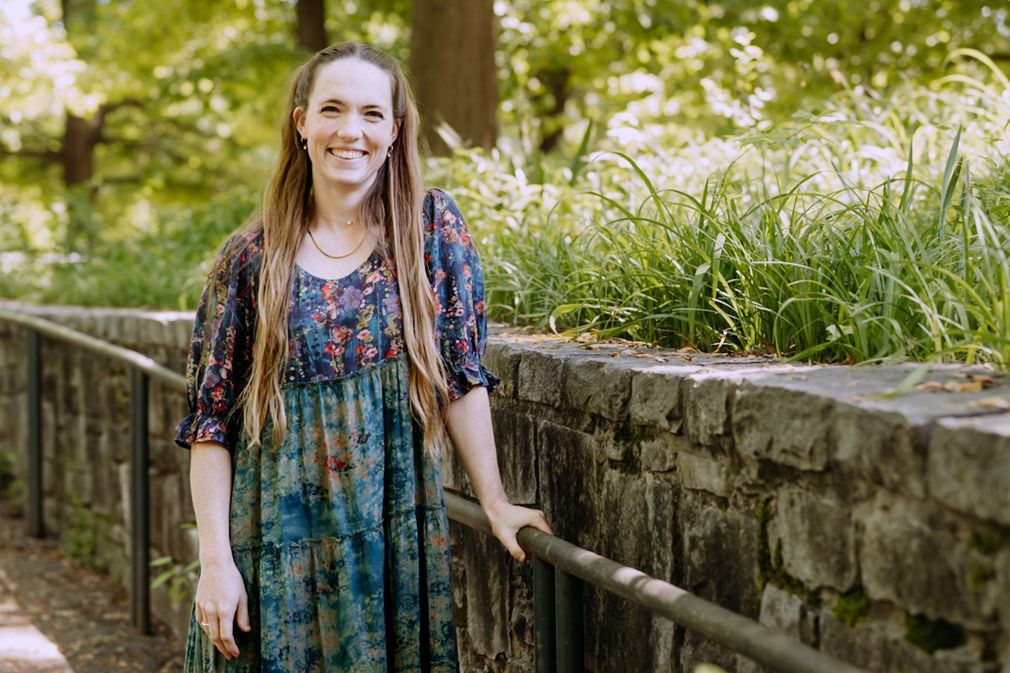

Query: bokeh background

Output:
[3, 0, 1009, 364]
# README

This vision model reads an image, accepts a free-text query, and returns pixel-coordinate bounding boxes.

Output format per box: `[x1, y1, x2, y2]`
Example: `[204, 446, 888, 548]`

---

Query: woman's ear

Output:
[292, 106, 306, 136]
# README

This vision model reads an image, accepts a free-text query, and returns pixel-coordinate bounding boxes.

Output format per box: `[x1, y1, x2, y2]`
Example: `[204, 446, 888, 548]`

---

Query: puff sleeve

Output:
[424, 188, 501, 401]
[174, 231, 261, 451]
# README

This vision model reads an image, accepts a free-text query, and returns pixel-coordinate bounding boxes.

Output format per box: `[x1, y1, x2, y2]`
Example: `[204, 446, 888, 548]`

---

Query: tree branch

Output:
[0, 145, 62, 161]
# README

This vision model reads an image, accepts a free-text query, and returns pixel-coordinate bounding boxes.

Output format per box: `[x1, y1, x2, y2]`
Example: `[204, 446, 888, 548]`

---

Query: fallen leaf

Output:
[968, 397, 1010, 411]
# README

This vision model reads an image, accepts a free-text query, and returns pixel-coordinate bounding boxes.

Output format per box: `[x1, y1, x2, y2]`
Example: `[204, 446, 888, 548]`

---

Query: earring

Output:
[300, 136, 308, 151]
[387, 144, 394, 157]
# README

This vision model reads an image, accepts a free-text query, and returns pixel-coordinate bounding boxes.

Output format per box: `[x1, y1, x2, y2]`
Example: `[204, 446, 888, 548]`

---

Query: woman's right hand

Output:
[194, 559, 251, 660]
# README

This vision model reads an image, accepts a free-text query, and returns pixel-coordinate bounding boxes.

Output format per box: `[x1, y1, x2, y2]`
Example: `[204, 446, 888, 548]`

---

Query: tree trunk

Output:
[296, 0, 328, 53]
[60, 0, 100, 189]
[409, 0, 496, 155]
[63, 115, 99, 187]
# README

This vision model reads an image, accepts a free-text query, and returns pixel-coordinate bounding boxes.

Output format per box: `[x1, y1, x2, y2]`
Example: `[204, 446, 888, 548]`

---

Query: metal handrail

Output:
[447, 493, 867, 673]
[0, 309, 185, 388]
[1, 309, 870, 673]
[0, 307, 179, 634]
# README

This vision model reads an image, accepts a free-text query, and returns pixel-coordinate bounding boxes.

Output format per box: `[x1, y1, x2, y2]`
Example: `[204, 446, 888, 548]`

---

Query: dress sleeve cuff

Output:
[174, 414, 233, 450]
[446, 359, 501, 401]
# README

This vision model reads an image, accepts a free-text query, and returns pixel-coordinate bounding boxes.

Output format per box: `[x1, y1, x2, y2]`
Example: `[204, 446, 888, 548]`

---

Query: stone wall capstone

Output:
[1, 301, 1008, 673]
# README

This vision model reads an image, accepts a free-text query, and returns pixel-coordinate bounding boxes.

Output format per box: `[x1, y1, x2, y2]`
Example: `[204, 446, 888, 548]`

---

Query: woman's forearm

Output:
[190, 441, 234, 567]
[445, 385, 552, 562]
[444, 385, 509, 514]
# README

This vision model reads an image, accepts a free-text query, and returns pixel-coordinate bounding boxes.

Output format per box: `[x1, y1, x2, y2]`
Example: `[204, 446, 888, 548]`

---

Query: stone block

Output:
[150, 565, 194, 642]
[536, 420, 597, 550]
[149, 475, 165, 556]
[999, 548, 1010, 632]
[640, 433, 688, 473]
[630, 365, 699, 432]
[928, 413, 1010, 526]
[118, 461, 132, 532]
[683, 371, 734, 447]
[733, 584, 820, 673]
[440, 436, 474, 498]
[149, 437, 177, 476]
[489, 407, 537, 504]
[562, 356, 631, 421]
[858, 493, 999, 628]
[732, 381, 833, 471]
[679, 492, 759, 616]
[516, 349, 565, 407]
[760, 584, 816, 641]
[676, 450, 729, 496]
[597, 470, 675, 580]
[767, 486, 856, 591]
[156, 472, 182, 555]
[92, 461, 115, 518]
[453, 521, 510, 660]
[588, 588, 674, 673]
[833, 404, 926, 498]
[820, 610, 990, 673]
[484, 342, 522, 399]
[679, 627, 742, 673]
[174, 315, 194, 349]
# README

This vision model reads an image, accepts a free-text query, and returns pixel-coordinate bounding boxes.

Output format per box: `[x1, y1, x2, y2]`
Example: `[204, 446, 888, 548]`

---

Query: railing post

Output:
[534, 557, 557, 673]
[555, 568, 585, 673]
[26, 328, 43, 539]
[129, 368, 152, 635]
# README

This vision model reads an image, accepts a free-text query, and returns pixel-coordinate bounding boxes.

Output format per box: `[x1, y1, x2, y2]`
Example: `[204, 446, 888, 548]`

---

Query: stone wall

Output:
[1, 302, 1008, 673]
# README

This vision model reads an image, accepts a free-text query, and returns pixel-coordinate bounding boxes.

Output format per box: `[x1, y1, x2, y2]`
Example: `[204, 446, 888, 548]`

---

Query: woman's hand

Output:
[194, 559, 251, 660]
[485, 499, 553, 562]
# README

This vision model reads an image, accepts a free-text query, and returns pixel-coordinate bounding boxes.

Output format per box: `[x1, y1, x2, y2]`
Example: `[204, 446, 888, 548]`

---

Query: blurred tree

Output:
[0, 0, 306, 248]
[492, 0, 1008, 154]
[296, 0, 328, 52]
[409, 0, 497, 154]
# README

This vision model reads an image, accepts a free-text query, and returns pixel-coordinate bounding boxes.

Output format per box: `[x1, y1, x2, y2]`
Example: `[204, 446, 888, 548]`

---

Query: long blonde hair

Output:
[208, 42, 450, 455]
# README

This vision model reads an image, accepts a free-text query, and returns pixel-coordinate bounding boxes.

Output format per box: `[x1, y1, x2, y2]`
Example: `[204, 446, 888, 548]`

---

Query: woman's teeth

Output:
[331, 149, 367, 159]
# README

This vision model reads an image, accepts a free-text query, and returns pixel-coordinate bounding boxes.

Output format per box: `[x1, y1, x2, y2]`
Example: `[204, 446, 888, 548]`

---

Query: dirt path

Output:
[0, 504, 184, 672]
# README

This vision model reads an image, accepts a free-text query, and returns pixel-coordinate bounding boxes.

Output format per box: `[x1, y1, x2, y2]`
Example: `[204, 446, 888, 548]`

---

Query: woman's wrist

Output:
[198, 543, 235, 568]
[481, 496, 511, 522]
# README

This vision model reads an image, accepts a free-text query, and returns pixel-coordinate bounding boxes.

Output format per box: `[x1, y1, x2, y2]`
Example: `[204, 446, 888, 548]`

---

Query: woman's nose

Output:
[337, 116, 362, 139]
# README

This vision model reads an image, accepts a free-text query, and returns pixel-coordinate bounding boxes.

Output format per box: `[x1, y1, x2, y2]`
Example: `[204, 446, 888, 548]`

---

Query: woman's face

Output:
[294, 57, 399, 197]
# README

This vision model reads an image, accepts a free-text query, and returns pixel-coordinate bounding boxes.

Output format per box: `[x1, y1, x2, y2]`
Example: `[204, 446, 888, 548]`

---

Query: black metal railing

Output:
[0, 308, 869, 673]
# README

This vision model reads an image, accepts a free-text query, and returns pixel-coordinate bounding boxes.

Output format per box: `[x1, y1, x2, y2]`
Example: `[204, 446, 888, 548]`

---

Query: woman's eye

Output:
[322, 105, 339, 113]
[367, 111, 384, 119]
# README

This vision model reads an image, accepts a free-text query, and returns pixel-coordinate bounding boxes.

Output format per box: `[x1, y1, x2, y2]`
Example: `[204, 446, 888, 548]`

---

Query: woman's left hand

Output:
[484, 500, 554, 562]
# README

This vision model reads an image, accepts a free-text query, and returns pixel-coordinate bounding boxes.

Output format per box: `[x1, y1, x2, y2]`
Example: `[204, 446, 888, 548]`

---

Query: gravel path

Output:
[0, 504, 184, 672]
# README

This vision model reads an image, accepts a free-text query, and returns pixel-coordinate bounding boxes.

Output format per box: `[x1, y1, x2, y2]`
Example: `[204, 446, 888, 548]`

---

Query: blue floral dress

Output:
[174, 188, 499, 672]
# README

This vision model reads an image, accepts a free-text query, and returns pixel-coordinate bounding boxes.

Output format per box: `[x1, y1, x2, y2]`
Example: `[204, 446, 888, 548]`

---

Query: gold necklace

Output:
[307, 224, 368, 260]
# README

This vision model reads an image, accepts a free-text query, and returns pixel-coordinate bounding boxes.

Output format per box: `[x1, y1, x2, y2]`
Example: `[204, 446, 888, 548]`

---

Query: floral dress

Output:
[174, 188, 499, 672]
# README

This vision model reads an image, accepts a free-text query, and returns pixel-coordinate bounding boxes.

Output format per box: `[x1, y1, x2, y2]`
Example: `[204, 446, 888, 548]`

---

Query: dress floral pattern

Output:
[174, 188, 499, 672]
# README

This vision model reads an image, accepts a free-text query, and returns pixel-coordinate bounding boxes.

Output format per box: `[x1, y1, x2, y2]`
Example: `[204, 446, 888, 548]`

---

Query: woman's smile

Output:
[294, 58, 399, 196]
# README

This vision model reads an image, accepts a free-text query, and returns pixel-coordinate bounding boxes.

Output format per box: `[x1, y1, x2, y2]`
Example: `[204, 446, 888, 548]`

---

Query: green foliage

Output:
[0, 447, 22, 502]
[446, 59, 1010, 365]
[966, 529, 1002, 556]
[904, 613, 966, 653]
[150, 521, 200, 603]
[60, 495, 109, 572]
[968, 563, 996, 592]
[834, 586, 872, 626]
[5, 189, 257, 309]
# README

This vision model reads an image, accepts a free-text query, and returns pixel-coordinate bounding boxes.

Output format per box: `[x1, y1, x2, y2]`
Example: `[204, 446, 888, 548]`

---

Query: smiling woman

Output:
[174, 42, 552, 673]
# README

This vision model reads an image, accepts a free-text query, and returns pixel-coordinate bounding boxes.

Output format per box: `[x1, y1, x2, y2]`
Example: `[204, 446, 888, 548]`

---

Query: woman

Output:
[174, 41, 552, 672]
